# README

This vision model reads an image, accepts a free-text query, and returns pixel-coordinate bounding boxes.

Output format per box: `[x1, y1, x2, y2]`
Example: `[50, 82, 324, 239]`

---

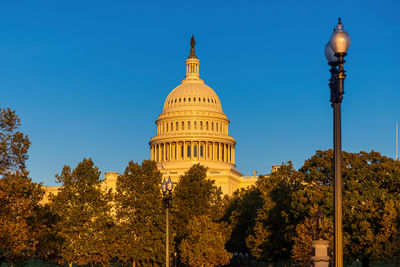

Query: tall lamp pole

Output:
[161, 177, 174, 267]
[325, 18, 350, 267]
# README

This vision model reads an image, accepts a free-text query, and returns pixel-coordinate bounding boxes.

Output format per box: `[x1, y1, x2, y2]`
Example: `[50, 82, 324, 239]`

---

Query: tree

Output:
[114, 160, 165, 266]
[299, 150, 400, 266]
[0, 174, 44, 266]
[180, 215, 232, 267]
[172, 164, 223, 254]
[0, 107, 30, 176]
[222, 185, 263, 256]
[50, 158, 114, 266]
[246, 162, 304, 264]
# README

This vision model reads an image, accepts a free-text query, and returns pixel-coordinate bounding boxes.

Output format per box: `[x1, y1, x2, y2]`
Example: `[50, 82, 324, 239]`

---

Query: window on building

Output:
[188, 121, 191, 130]
[222, 145, 224, 161]
[187, 145, 191, 158]
[200, 145, 203, 157]
[206, 122, 209, 130]
[217, 145, 219, 161]
[194, 121, 197, 130]
[200, 121, 203, 130]
[194, 145, 197, 157]
[216, 123, 218, 131]
[181, 144, 184, 159]
[182, 121, 184, 130]
[171, 122, 173, 131]
[176, 122, 179, 131]
[212, 122, 214, 131]
[166, 123, 168, 132]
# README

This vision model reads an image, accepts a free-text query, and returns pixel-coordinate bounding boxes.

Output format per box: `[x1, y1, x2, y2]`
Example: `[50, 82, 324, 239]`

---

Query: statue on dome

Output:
[189, 35, 197, 59]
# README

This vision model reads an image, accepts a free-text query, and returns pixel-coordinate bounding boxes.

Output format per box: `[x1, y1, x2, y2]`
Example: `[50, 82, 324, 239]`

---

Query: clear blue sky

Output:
[1, 0, 399, 185]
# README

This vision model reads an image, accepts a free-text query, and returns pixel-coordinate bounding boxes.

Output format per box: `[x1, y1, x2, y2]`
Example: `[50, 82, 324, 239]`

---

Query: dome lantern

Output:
[184, 35, 201, 82]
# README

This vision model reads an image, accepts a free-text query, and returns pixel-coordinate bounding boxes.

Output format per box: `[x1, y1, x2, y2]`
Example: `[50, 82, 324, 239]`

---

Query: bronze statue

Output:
[313, 207, 326, 240]
[188, 35, 197, 59]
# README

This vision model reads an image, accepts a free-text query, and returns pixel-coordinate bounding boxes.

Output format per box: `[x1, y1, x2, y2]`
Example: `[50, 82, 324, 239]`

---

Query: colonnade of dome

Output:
[150, 141, 235, 164]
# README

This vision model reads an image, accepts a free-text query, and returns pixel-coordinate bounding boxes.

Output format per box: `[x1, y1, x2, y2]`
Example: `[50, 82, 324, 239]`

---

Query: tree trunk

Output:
[69, 263, 73, 267]
[133, 261, 136, 267]
[361, 258, 370, 267]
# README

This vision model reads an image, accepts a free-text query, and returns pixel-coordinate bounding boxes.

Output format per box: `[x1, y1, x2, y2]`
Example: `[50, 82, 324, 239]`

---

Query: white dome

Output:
[163, 81, 223, 113]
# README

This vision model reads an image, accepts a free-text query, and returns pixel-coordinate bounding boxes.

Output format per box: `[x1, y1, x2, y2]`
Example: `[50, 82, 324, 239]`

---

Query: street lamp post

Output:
[161, 177, 174, 267]
[325, 18, 350, 267]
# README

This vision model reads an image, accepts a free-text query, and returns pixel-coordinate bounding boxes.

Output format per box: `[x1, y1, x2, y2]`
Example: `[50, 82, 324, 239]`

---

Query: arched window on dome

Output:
[194, 121, 197, 130]
[179, 98, 181, 102]
[220, 123, 222, 132]
[200, 121, 203, 130]
[189, 98, 191, 102]
[182, 121, 184, 130]
[207, 98, 210, 103]
[166, 123, 168, 132]
[206, 122, 209, 130]
[171, 122, 173, 132]
[193, 97, 196, 102]
[175, 99, 177, 103]
[184, 98, 186, 102]
[176, 122, 179, 131]
[188, 121, 191, 130]
[162, 123, 165, 133]
[198, 97, 201, 102]
[203, 98, 205, 102]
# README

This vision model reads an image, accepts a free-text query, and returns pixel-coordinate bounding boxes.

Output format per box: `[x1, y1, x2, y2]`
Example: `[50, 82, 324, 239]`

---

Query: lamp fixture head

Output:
[325, 42, 338, 63]
[161, 178, 167, 194]
[166, 177, 174, 192]
[329, 17, 350, 54]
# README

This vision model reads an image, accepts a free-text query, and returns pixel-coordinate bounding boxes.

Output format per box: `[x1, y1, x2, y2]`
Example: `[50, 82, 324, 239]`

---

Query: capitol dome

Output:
[162, 82, 223, 113]
[149, 36, 243, 195]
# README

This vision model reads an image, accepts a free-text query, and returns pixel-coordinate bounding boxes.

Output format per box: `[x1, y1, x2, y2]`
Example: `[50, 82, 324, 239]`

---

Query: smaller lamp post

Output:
[161, 177, 174, 267]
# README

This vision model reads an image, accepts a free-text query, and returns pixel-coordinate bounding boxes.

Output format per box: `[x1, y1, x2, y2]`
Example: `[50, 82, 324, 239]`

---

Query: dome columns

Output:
[150, 141, 236, 165]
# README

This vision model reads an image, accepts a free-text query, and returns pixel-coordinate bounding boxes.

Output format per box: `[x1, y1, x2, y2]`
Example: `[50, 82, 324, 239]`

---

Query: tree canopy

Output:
[0, 107, 30, 176]
[113, 160, 165, 266]
[50, 158, 114, 266]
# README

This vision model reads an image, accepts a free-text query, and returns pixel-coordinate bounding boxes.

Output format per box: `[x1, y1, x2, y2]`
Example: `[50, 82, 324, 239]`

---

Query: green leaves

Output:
[50, 158, 114, 266]
[114, 160, 165, 266]
[180, 215, 232, 267]
[0, 107, 30, 176]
